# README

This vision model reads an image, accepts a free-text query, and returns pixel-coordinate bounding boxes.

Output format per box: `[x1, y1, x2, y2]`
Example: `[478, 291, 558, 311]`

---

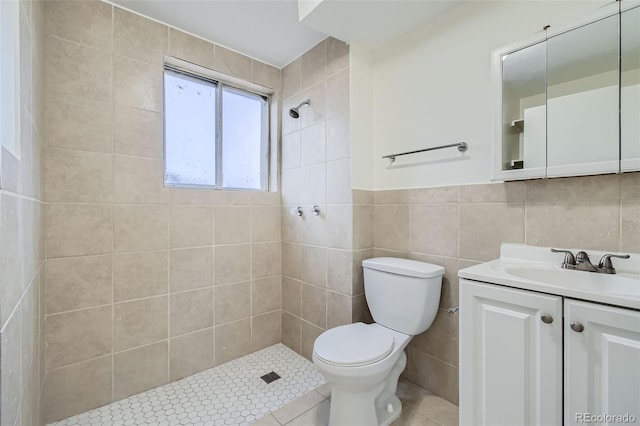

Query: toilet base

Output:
[327, 351, 407, 426]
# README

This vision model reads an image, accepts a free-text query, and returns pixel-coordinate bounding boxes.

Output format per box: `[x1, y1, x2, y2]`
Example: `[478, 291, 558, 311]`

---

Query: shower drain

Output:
[260, 371, 281, 384]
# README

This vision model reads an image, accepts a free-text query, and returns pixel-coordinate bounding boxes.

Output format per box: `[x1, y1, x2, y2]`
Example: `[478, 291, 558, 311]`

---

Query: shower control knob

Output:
[386, 403, 393, 414]
[540, 313, 553, 324]
[570, 321, 585, 333]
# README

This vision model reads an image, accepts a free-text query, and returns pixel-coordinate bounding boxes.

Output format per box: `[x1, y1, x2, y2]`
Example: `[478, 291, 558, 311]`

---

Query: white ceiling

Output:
[109, 0, 463, 69]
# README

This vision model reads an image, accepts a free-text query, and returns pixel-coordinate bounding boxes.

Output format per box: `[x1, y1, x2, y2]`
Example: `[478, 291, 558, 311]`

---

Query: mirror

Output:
[500, 42, 546, 175]
[546, 14, 620, 177]
[621, 6, 640, 172]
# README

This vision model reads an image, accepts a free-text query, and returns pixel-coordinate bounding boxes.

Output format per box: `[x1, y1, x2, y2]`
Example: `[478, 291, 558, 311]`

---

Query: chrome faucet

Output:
[550, 249, 630, 274]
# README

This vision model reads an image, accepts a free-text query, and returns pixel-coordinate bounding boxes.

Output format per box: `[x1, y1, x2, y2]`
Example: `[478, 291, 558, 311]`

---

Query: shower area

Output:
[1, 0, 371, 424]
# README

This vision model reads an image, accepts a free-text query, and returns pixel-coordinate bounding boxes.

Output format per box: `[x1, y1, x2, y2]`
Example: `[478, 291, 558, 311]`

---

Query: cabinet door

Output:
[459, 280, 562, 425]
[565, 299, 640, 425]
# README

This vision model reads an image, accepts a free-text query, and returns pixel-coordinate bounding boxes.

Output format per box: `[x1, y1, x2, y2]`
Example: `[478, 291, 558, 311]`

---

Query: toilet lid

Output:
[314, 323, 394, 366]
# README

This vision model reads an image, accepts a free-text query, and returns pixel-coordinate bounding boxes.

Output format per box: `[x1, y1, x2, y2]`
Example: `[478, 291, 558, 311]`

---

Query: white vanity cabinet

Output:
[459, 280, 563, 425]
[565, 299, 640, 426]
[460, 279, 640, 426]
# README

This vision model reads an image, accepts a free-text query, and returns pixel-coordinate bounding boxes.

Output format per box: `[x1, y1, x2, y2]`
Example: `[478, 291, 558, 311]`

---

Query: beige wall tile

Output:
[301, 320, 323, 361]
[326, 249, 352, 295]
[45, 93, 113, 153]
[45, 36, 112, 102]
[1, 308, 21, 426]
[215, 318, 251, 365]
[282, 132, 301, 170]
[526, 201, 619, 252]
[114, 296, 167, 352]
[301, 40, 326, 90]
[282, 242, 302, 279]
[282, 311, 301, 353]
[114, 8, 167, 65]
[252, 242, 281, 279]
[169, 247, 214, 293]
[169, 29, 214, 69]
[214, 45, 251, 80]
[252, 205, 281, 242]
[169, 328, 214, 381]
[300, 82, 326, 130]
[410, 253, 459, 309]
[214, 206, 250, 244]
[46, 255, 112, 314]
[114, 341, 168, 400]
[252, 311, 281, 351]
[113, 204, 168, 252]
[327, 159, 352, 204]
[46, 305, 112, 369]
[114, 250, 168, 302]
[170, 288, 214, 336]
[114, 106, 163, 158]
[352, 249, 373, 295]
[215, 281, 250, 324]
[353, 205, 374, 250]
[214, 244, 250, 284]
[411, 309, 458, 367]
[46, 204, 112, 258]
[410, 204, 458, 257]
[301, 163, 326, 205]
[170, 205, 213, 248]
[114, 155, 168, 204]
[252, 60, 280, 90]
[407, 349, 458, 405]
[526, 174, 619, 202]
[460, 181, 524, 203]
[282, 277, 302, 316]
[352, 189, 373, 205]
[326, 70, 349, 118]
[301, 245, 327, 287]
[281, 169, 301, 207]
[621, 172, 640, 199]
[326, 37, 349, 75]
[44, 0, 112, 51]
[460, 203, 524, 261]
[252, 276, 282, 315]
[301, 283, 326, 329]
[251, 191, 280, 206]
[301, 209, 328, 247]
[301, 122, 326, 167]
[327, 291, 351, 329]
[211, 190, 251, 205]
[326, 115, 350, 161]
[373, 205, 409, 251]
[45, 148, 113, 203]
[282, 58, 301, 99]
[281, 204, 303, 243]
[621, 200, 640, 252]
[326, 204, 353, 250]
[114, 57, 163, 112]
[409, 186, 458, 204]
[44, 355, 112, 423]
[169, 188, 214, 205]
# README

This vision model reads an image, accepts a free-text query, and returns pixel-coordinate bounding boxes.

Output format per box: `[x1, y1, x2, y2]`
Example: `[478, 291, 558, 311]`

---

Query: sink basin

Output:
[504, 265, 640, 297]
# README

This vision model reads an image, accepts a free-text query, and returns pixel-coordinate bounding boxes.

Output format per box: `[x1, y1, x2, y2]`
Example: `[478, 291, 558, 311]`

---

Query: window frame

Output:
[163, 57, 272, 191]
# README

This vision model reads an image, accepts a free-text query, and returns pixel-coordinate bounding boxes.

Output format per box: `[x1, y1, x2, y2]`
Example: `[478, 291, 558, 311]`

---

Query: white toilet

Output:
[312, 257, 444, 426]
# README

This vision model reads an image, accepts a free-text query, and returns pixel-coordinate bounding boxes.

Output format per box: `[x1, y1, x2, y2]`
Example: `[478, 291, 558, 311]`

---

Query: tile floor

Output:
[48, 343, 459, 426]
[256, 380, 459, 426]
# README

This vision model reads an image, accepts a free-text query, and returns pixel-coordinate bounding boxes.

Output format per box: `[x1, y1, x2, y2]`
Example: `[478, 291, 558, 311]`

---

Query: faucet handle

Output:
[598, 253, 631, 274]
[550, 248, 576, 268]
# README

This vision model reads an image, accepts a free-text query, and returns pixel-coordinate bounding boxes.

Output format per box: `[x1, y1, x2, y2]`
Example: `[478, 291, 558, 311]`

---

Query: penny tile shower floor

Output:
[48, 344, 326, 426]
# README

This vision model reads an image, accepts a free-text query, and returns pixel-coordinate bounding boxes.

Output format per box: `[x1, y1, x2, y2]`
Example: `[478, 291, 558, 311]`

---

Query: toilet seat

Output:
[314, 323, 394, 367]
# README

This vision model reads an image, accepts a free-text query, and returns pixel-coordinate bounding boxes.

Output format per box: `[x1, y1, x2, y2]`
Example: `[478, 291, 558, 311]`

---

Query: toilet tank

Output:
[363, 258, 444, 335]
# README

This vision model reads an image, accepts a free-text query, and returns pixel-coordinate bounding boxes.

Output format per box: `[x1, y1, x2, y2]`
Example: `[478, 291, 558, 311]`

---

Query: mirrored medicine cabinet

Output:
[493, 1, 640, 181]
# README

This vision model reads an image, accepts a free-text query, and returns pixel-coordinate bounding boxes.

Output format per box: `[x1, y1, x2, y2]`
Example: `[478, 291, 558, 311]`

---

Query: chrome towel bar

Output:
[383, 142, 468, 164]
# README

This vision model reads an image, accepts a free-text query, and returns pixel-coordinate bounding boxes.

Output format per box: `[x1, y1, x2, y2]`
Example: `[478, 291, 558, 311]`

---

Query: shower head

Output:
[289, 99, 310, 119]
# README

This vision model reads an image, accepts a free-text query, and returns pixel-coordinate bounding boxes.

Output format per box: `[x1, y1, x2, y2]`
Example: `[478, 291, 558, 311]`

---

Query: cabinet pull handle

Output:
[541, 313, 554, 324]
[570, 321, 585, 333]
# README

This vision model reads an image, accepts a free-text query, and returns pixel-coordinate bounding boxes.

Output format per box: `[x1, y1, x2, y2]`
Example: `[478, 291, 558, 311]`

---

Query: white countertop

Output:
[458, 244, 640, 310]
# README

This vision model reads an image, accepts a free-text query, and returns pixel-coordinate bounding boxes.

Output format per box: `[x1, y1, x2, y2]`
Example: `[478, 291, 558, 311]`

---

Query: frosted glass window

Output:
[222, 87, 267, 190]
[164, 69, 217, 187]
[163, 66, 270, 190]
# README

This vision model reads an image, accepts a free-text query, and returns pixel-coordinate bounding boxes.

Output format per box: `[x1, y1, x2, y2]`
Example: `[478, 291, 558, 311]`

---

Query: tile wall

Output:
[369, 172, 640, 404]
[0, 0, 46, 425]
[42, 1, 282, 422]
[279, 38, 374, 361]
